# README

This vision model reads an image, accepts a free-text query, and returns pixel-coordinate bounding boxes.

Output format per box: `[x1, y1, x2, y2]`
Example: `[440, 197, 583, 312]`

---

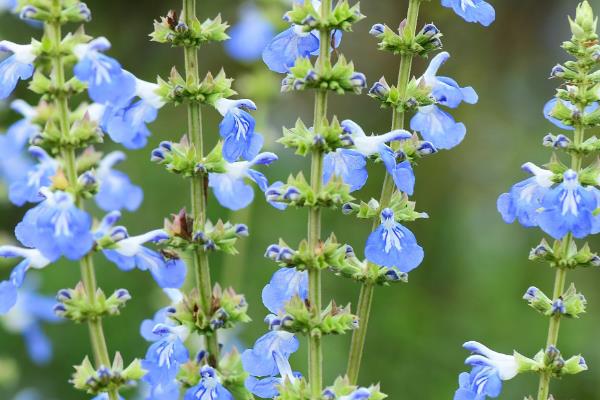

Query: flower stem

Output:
[182, 0, 220, 365]
[346, 0, 422, 384]
[307, 0, 332, 396]
[536, 102, 586, 400]
[45, 8, 118, 400]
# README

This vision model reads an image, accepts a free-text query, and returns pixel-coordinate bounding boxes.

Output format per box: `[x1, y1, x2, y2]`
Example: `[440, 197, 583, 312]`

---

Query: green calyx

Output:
[280, 117, 350, 156]
[277, 376, 387, 400]
[283, 56, 366, 95]
[369, 76, 436, 112]
[284, 0, 364, 32]
[151, 11, 229, 47]
[169, 285, 251, 334]
[529, 238, 600, 269]
[371, 22, 443, 57]
[71, 353, 146, 395]
[267, 172, 354, 209]
[55, 282, 131, 323]
[157, 68, 236, 106]
[276, 296, 358, 336]
[343, 191, 428, 222]
[524, 283, 587, 318]
[17, 0, 91, 23]
[152, 136, 226, 177]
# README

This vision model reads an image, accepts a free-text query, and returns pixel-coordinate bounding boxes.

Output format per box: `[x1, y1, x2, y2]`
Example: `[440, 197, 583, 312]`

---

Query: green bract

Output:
[157, 68, 236, 106]
[372, 22, 443, 56]
[285, 0, 364, 32]
[267, 173, 354, 209]
[284, 56, 365, 95]
[71, 354, 146, 395]
[151, 12, 229, 47]
[279, 117, 349, 156]
[55, 283, 131, 323]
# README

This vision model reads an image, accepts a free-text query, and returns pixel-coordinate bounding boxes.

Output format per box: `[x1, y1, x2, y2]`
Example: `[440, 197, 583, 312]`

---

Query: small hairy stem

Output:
[346, 0, 422, 384]
[536, 103, 585, 400]
[46, 8, 117, 399]
[307, 0, 332, 396]
[182, 0, 220, 364]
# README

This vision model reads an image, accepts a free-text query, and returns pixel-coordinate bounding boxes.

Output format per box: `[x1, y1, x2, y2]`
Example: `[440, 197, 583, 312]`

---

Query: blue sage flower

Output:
[242, 331, 300, 398]
[0, 40, 36, 99]
[102, 229, 186, 289]
[209, 152, 278, 210]
[15, 189, 94, 262]
[73, 37, 136, 107]
[95, 151, 143, 212]
[537, 169, 600, 239]
[338, 388, 372, 400]
[225, 5, 275, 62]
[323, 120, 413, 193]
[140, 288, 182, 342]
[262, 267, 308, 314]
[1, 281, 60, 365]
[365, 208, 424, 273]
[142, 323, 190, 387]
[441, 0, 495, 27]
[454, 341, 518, 400]
[0, 246, 50, 314]
[262, 26, 319, 73]
[9, 146, 57, 206]
[543, 98, 599, 131]
[0, 0, 17, 13]
[184, 366, 233, 400]
[411, 52, 477, 150]
[215, 98, 262, 162]
[497, 162, 554, 228]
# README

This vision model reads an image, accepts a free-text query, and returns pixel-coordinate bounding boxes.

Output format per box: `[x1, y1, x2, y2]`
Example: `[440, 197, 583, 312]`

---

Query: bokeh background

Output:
[1, 0, 600, 398]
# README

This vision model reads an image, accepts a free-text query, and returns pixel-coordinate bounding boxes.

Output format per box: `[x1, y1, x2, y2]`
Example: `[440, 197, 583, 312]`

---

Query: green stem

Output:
[182, 0, 220, 365]
[307, 0, 332, 396]
[536, 105, 585, 400]
[45, 8, 117, 399]
[346, 0, 422, 385]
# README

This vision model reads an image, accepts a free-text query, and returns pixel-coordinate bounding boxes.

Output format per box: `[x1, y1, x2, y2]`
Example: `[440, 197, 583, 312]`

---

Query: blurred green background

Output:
[2, 0, 600, 398]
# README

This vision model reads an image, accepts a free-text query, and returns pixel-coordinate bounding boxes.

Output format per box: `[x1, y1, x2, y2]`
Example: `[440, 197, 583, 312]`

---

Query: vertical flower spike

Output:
[215, 98, 262, 162]
[74, 37, 136, 107]
[487, 2, 600, 399]
[0, 40, 36, 99]
[365, 208, 424, 273]
[441, 0, 496, 26]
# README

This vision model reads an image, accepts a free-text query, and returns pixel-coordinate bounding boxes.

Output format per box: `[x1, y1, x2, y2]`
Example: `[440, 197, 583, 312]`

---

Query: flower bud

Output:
[550, 64, 565, 78]
[350, 72, 367, 90]
[235, 224, 249, 236]
[265, 244, 281, 260]
[369, 79, 390, 100]
[369, 23, 385, 37]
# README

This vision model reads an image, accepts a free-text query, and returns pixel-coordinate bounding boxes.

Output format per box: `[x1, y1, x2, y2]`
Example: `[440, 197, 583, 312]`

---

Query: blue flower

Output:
[242, 331, 300, 399]
[0, 102, 39, 185]
[263, 26, 319, 73]
[1, 280, 60, 365]
[95, 151, 143, 212]
[15, 189, 94, 262]
[0, 0, 17, 13]
[365, 208, 424, 273]
[339, 388, 372, 400]
[537, 169, 600, 239]
[411, 52, 477, 150]
[184, 366, 233, 400]
[8, 146, 57, 206]
[142, 323, 190, 386]
[262, 267, 308, 314]
[215, 98, 262, 162]
[454, 341, 518, 400]
[441, 0, 495, 27]
[0, 40, 36, 99]
[323, 120, 413, 193]
[225, 5, 275, 62]
[140, 289, 183, 342]
[543, 98, 599, 131]
[102, 229, 186, 288]
[0, 246, 51, 314]
[497, 162, 554, 228]
[74, 38, 136, 107]
[91, 394, 124, 400]
[209, 152, 278, 210]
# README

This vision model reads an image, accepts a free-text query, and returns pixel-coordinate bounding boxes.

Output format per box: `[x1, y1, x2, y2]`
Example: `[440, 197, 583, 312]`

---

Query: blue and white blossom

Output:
[262, 267, 308, 315]
[208, 151, 278, 210]
[8, 146, 57, 206]
[15, 189, 94, 262]
[323, 120, 413, 193]
[0, 247, 50, 314]
[142, 323, 190, 388]
[215, 98, 262, 162]
[497, 162, 554, 228]
[365, 208, 424, 273]
[225, 4, 275, 62]
[73, 37, 136, 107]
[537, 169, 600, 240]
[184, 366, 234, 400]
[543, 98, 599, 131]
[441, 0, 495, 27]
[1, 279, 60, 364]
[95, 151, 143, 212]
[140, 288, 183, 342]
[242, 331, 300, 399]
[411, 52, 478, 150]
[454, 341, 518, 400]
[102, 229, 186, 289]
[0, 40, 36, 99]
